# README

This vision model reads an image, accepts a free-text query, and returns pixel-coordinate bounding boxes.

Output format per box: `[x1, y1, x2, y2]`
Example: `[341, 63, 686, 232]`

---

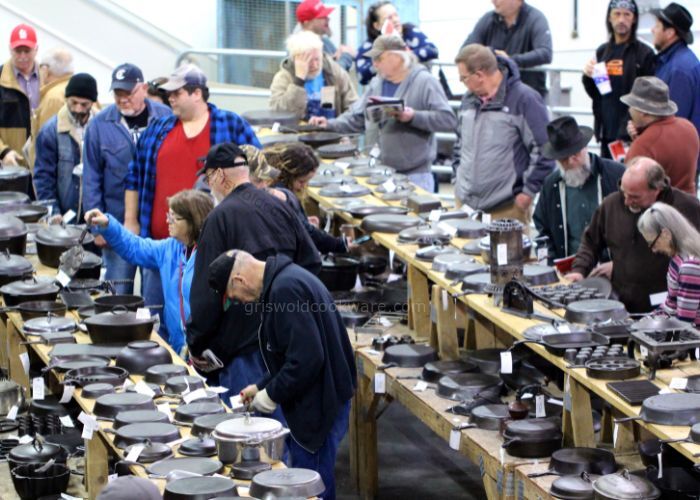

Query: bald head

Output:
[620, 156, 668, 213]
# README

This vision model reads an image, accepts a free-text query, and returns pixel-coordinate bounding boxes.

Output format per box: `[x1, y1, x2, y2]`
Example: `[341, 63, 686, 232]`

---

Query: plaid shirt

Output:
[126, 103, 261, 237]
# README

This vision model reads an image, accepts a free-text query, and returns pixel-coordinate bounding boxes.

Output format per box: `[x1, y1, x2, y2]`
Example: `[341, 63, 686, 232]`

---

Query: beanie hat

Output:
[65, 73, 98, 101]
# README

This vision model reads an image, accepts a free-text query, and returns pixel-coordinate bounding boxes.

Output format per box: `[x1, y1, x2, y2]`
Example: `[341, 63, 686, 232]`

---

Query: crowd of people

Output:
[2, 1, 700, 498]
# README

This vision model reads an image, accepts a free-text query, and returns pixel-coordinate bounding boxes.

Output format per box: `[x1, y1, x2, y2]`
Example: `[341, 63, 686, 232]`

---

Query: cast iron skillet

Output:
[298, 132, 343, 148]
[527, 447, 617, 477]
[117, 456, 223, 478]
[509, 332, 609, 357]
[615, 393, 700, 426]
[380, 344, 437, 368]
[346, 205, 408, 218]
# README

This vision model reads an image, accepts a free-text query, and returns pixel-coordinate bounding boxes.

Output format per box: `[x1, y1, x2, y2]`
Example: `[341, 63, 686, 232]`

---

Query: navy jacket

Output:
[656, 41, 700, 137]
[82, 100, 171, 223]
[257, 254, 356, 452]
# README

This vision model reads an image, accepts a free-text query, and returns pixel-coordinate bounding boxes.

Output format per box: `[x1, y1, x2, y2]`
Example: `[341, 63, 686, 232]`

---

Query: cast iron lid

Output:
[241, 109, 297, 126]
[432, 253, 472, 270]
[0, 276, 59, 296]
[445, 261, 489, 280]
[165, 476, 236, 498]
[317, 142, 359, 158]
[192, 413, 243, 437]
[174, 402, 225, 423]
[81, 382, 115, 398]
[374, 180, 414, 194]
[443, 219, 488, 239]
[0, 214, 27, 239]
[0, 166, 30, 179]
[360, 213, 422, 234]
[504, 418, 561, 437]
[23, 314, 76, 334]
[165, 375, 205, 393]
[80, 251, 102, 268]
[145, 363, 189, 384]
[348, 165, 395, 178]
[398, 225, 452, 244]
[94, 392, 156, 415]
[321, 253, 359, 269]
[308, 172, 356, 188]
[0, 192, 30, 206]
[550, 472, 599, 500]
[124, 441, 172, 463]
[9, 437, 65, 463]
[0, 250, 32, 275]
[415, 245, 459, 262]
[250, 468, 325, 499]
[84, 308, 155, 327]
[35, 224, 95, 246]
[592, 469, 660, 500]
[178, 437, 217, 457]
[319, 183, 371, 198]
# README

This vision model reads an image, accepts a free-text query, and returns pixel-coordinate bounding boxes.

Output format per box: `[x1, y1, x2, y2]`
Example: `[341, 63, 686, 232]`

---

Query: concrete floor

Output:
[335, 403, 487, 500]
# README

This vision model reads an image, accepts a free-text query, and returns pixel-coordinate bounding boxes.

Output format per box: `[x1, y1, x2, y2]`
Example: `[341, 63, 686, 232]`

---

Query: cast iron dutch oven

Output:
[93, 294, 144, 313]
[35, 224, 95, 268]
[115, 340, 172, 375]
[83, 307, 156, 344]
[0, 202, 48, 223]
[0, 166, 31, 193]
[73, 250, 102, 280]
[8, 436, 68, 469]
[319, 254, 359, 292]
[10, 462, 72, 500]
[0, 250, 33, 286]
[502, 418, 563, 458]
[0, 214, 28, 255]
[0, 277, 60, 307]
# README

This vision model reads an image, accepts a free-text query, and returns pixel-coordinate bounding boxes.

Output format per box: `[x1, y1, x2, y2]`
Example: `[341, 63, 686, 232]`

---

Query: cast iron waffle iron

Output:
[534, 283, 607, 305]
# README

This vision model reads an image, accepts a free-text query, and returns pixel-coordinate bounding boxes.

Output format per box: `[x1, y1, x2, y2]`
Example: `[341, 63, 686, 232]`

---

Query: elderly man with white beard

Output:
[534, 116, 625, 263]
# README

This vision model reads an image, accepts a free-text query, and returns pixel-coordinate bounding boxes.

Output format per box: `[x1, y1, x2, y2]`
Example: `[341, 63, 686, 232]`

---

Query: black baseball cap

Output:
[209, 251, 237, 297]
[196, 143, 248, 176]
[110, 63, 144, 91]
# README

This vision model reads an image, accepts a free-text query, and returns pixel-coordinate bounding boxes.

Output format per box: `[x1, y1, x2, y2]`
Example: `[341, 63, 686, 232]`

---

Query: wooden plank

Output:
[432, 285, 460, 360]
[407, 265, 431, 339]
[568, 377, 595, 448]
[85, 434, 110, 499]
[7, 320, 29, 389]
[355, 368, 379, 500]
[0, 315, 8, 372]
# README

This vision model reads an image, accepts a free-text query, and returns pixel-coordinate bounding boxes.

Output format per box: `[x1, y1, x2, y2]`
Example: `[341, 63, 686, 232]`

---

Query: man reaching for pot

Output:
[208, 249, 356, 500]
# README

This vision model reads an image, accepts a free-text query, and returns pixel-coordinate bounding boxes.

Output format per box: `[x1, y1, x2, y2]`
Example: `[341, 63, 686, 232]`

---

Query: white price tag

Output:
[449, 429, 461, 450]
[19, 352, 29, 375]
[437, 221, 458, 237]
[640, 345, 649, 358]
[183, 378, 191, 395]
[78, 411, 97, 428]
[547, 398, 564, 407]
[441, 289, 449, 311]
[659, 388, 673, 394]
[364, 349, 382, 357]
[7, 405, 19, 420]
[56, 270, 72, 287]
[370, 144, 381, 158]
[229, 395, 245, 411]
[499, 447, 506, 465]
[413, 381, 428, 392]
[122, 379, 135, 390]
[59, 415, 74, 428]
[207, 386, 229, 394]
[340, 184, 354, 193]
[81, 425, 94, 440]
[482, 213, 492, 224]
[613, 423, 619, 447]
[649, 291, 667, 307]
[32, 377, 45, 400]
[500, 351, 513, 374]
[460, 204, 474, 215]
[18, 434, 33, 444]
[374, 373, 386, 394]
[157, 403, 173, 421]
[657, 453, 663, 478]
[59, 384, 75, 404]
[670, 378, 688, 390]
[183, 388, 209, 404]
[497, 243, 508, 265]
[389, 250, 395, 270]
[108, 473, 118, 483]
[429, 210, 441, 222]
[335, 161, 350, 170]
[61, 494, 81, 500]
[166, 436, 187, 447]
[382, 179, 396, 193]
[62, 209, 76, 224]
[271, 122, 281, 133]
[125, 443, 144, 462]
[556, 324, 571, 333]
[535, 395, 546, 418]
[136, 307, 151, 320]
[133, 380, 155, 398]
[378, 317, 393, 327]
[537, 247, 548, 262]
[696, 348, 700, 360]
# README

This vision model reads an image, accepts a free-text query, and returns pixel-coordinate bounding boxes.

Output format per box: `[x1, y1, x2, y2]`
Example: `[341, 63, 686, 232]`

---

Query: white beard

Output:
[559, 163, 591, 188]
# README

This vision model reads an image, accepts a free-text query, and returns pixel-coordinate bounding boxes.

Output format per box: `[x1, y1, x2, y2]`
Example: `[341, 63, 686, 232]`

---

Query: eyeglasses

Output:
[459, 72, 476, 83]
[647, 230, 662, 249]
[113, 86, 140, 101]
[166, 211, 185, 224]
[202, 162, 248, 185]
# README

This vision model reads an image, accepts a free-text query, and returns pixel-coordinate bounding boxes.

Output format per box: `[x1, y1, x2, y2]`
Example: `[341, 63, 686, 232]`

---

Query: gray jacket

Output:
[327, 63, 456, 175]
[454, 57, 554, 210]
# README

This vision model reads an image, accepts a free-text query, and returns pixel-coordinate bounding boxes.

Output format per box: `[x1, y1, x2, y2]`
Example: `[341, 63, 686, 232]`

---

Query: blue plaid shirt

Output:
[125, 103, 262, 237]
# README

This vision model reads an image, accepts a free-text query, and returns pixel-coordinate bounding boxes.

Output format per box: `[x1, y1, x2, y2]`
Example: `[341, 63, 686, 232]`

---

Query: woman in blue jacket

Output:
[84, 190, 214, 355]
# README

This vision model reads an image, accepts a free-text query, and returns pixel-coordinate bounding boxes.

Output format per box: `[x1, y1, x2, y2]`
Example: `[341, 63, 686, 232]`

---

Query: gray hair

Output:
[626, 156, 669, 190]
[638, 202, 700, 258]
[40, 47, 73, 77]
[395, 49, 416, 69]
[286, 31, 323, 58]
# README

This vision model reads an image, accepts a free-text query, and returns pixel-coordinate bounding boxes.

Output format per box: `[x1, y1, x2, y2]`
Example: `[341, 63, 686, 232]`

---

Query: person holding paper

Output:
[638, 202, 700, 326]
[84, 189, 214, 355]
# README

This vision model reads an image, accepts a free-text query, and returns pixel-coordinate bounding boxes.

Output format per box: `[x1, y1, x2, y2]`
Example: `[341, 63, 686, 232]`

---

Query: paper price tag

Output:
[59, 415, 74, 428]
[449, 429, 461, 450]
[340, 184, 354, 193]
[500, 351, 513, 374]
[499, 447, 506, 465]
[556, 324, 571, 333]
[374, 373, 386, 394]
[133, 380, 155, 398]
[537, 247, 548, 262]
[61, 494, 81, 500]
[429, 210, 441, 222]
[413, 381, 428, 392]
[441, 289, 449, 311]
[166, 436, 187, 447]
[32, 377, 45, 400]
[613, 423, 619, 447]
[378, 317, 393, 327]
[640, 346, 649, 358]
[19, 352, 29, 375]
[382, 179, 396, 193]
[183, 388, 209, 404]
[59, 384, 75, 404]
[670, 378, 688, 390]
[183, 378, 191, 395]
[229, 395, 245, 411]
[497, 243, 508, 265]
[207, 386, 229, 394]
[364, 349, 382, 357]
[56, 270, 72, 287]
[460, 204, 474, 215]
[657, 453, 663, 478]
[369, 144, 381, 158]
[335, 161, 350, 170]
[547, 398, 564, 407]
[18, 434, 33, 444]
[125, 443, 144, 462]
[535, 395, 546, 418]
[482, 213, 492, 224]
[157, 403, 173, 421]
[271, 122, 281, 133]
[62, 209, 76, 224]
[81, 425, 94, 440]
[108, 473, 118, 483]
[659, 388, 673, 394]
[437, 221, 457, 237]
[136, 307, 151, 320]
[649, 291, 667, 307]
[122, 379, 135, 390]
[7, 405, 19, 420]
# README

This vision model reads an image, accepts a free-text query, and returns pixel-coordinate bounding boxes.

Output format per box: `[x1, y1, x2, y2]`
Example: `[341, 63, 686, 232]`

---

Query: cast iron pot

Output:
[0, 250, 33, 286]
[10, 462, 71, 500]
[35, 224, 95, 268]
[0, 214, 27, 255]
[83, 307, 156, 344]
[0, 203, 48, 223]
[502, 419, 563, 458]
[0, 277, 60, 306]
[74, 251, 102, 280]
[318, 254, 359, 292]
[8, 437, 69, 469]
[115, 340, 172, 375]
[93, 294, 144, 313]
[0, 167, 31, 193]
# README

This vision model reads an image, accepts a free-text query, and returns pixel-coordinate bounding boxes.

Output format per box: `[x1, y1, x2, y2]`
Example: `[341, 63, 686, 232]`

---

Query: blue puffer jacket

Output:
[93, 214, 194, 354]
[82, 100, 171, 223]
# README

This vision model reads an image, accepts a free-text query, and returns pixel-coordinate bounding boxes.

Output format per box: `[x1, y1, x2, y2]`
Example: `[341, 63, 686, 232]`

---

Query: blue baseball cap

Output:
[160, 64, 208, 91]
[110, 63, 144, 91]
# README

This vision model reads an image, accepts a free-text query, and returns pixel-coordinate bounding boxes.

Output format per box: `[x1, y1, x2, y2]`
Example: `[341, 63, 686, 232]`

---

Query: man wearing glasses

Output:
[566, 156, 700, 313]
[83, 63, 171, 295]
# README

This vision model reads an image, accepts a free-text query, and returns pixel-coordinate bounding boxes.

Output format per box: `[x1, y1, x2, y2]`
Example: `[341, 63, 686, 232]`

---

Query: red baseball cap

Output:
[10, 24, 37, 49]
[296, 0, 334, 23]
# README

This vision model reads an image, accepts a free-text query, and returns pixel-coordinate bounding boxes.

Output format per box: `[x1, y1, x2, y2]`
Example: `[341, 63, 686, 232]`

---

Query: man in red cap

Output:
[296, 0, 355, 71]
[0, 24, 41, 166]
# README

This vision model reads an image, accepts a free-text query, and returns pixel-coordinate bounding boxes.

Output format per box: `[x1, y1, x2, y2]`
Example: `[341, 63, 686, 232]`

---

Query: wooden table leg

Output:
[356, 372, 379, 500]
[432, 285, 459, 360]
[7, 320, 29, 389]
[0, 316, 9, 373]
[407, 265, 430, 340]
[569, 377, 595, 447]
[86, 434, 110, 499]
[348, 388, 360, 491]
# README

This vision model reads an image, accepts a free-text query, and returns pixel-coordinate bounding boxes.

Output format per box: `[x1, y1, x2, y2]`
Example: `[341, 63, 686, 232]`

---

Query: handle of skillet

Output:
[527, 469, 560, 478]
[614, 415, 641, 423]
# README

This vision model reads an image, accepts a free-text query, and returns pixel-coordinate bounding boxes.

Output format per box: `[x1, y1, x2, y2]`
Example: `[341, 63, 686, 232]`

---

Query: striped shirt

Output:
[663, 254, 700, 325]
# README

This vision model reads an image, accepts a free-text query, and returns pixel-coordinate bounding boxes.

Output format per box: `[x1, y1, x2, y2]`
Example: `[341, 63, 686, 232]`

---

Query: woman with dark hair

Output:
[355, 1, 438, 85]
[264, 142, 350, 253]
[84, 190, 214, 355]
[146, 77, 171, 107]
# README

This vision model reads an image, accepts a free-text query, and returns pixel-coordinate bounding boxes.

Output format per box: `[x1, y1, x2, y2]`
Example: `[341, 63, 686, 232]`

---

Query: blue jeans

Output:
[141, 267, 168, 341]
[287, 400, 351, 500]
[102, 247, 136, 294]
[408, 172, 435, 193]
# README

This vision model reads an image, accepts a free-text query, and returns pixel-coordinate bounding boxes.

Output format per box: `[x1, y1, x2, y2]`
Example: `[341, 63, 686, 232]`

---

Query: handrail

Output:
[176, 48, 287, 67]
